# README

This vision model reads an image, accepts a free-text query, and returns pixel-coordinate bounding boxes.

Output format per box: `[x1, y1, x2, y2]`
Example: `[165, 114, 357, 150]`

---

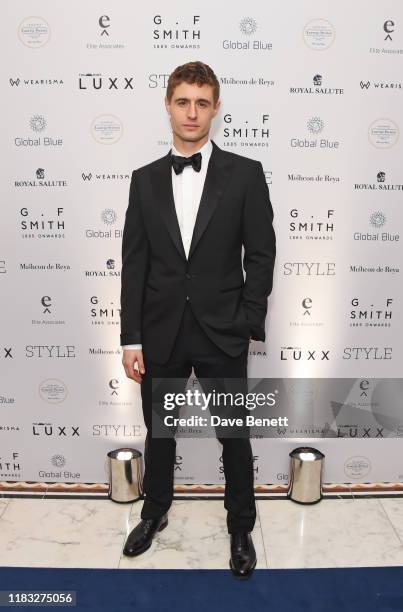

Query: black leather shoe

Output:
[123, 513, 168, 557]
[229, 531, 257, 579]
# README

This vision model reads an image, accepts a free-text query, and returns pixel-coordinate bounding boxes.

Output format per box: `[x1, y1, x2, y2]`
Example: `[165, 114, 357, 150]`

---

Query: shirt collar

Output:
[171, 138, 212, 161]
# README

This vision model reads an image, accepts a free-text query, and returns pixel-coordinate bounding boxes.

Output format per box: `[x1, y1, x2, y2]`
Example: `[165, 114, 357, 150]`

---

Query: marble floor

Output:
[0, 496, 403, 569]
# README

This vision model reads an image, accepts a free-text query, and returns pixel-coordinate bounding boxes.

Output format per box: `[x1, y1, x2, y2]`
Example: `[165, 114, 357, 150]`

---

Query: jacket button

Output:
[186, 296, 190, 301]
[186, 273, 191, 279]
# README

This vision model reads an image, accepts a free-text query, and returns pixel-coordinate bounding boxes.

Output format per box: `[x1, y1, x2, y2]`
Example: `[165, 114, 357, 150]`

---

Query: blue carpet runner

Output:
[0, 566, 402, 611]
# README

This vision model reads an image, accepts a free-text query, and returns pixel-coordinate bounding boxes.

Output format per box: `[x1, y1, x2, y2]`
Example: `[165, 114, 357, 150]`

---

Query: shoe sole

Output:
[123, 519, 168, 557]
[229, 557, 257, 579]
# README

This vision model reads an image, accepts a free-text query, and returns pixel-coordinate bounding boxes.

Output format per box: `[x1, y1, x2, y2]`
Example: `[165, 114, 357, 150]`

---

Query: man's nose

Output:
[187, 103, 197, 118]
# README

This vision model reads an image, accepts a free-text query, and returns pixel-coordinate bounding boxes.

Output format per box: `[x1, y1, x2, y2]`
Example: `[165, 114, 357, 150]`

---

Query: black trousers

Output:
[139, 300, 256, 534]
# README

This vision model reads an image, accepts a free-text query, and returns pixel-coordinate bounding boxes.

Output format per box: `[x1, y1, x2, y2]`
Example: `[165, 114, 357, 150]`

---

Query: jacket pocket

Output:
[145, 282, 159, 292]
[220, 284, 244, 292]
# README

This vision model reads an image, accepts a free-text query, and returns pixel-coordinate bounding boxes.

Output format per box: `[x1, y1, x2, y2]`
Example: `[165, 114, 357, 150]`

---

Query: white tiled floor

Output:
[0, 497, 403, 569]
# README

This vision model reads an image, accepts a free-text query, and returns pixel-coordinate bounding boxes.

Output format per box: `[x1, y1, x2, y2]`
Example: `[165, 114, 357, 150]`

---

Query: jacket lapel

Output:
[188, 140, 234, 260]
[151, 139, 234, 262]
[151, 150, 187, 261]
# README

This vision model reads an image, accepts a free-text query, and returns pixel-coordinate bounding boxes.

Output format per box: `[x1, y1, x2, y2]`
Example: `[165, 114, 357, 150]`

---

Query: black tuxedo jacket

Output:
[120, 140, 276, 364]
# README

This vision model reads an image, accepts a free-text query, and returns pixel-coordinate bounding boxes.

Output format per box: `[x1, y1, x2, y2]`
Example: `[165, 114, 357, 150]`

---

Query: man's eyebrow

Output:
[174, 97, 212, 104]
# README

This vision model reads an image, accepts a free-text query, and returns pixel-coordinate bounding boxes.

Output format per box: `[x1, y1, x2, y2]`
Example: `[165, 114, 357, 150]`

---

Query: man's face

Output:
[165, 81, 220, 144]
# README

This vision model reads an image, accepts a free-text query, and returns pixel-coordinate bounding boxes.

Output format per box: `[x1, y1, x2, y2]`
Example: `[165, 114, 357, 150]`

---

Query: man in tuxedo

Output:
[120, 61, 276, 579]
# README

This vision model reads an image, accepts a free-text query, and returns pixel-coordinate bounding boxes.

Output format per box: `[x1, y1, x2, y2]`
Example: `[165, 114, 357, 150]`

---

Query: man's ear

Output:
[213, 99, 221, 116]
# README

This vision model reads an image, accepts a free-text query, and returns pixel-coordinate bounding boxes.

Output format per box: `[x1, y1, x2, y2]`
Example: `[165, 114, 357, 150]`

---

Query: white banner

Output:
[1, 0, 402, 486]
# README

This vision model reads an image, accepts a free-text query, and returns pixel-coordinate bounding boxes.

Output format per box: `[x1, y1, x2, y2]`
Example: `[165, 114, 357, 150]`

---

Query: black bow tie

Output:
[171, 151, 202, 175]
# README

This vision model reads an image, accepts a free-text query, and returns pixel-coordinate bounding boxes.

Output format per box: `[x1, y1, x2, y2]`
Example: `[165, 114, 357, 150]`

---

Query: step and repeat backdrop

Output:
[1, 0, 402, 487]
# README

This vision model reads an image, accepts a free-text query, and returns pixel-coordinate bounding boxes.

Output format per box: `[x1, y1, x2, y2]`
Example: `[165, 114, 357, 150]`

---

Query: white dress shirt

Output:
[122, 138, 213, 350]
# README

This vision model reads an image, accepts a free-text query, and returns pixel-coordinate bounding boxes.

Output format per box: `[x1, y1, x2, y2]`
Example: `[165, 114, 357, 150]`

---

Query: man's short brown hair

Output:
[166, 61, 220, 105]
